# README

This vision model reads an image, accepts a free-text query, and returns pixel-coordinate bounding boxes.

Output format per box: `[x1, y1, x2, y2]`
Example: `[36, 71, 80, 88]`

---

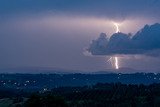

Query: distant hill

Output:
[0, 66, 158, 74]
[0, 67, 80, 74]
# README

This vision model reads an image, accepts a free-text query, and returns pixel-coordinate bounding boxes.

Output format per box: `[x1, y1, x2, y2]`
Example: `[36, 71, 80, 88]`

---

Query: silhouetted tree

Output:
[25, 94, 68, 107]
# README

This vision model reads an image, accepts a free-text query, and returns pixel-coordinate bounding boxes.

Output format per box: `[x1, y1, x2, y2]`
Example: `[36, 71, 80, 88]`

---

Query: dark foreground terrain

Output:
[0, 73, 160, 91]
[0, 73, 160, 107]
[1, 83, 160, 107]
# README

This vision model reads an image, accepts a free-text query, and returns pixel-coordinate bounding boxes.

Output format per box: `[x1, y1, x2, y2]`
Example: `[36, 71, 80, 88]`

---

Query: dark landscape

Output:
[0, 72, 160, 107]
[1, 0, 160, 107]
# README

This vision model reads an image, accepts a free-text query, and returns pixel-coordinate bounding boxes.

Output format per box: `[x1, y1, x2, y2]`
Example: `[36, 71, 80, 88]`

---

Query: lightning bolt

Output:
[107, 57, 119, 69]
[113, 23, 120, 33]
[106, 22, 121, 70]
[115, 57, 119, 69]
[107, 57, 114, 67]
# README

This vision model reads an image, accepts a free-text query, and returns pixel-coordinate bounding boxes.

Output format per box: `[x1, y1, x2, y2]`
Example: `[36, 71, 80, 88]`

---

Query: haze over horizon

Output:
[1, 0, 160, 73]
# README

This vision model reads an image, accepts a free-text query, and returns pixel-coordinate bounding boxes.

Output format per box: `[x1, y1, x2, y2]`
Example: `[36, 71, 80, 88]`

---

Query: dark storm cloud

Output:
[1, 0, 160, 20]
[87, 23, 160, 56]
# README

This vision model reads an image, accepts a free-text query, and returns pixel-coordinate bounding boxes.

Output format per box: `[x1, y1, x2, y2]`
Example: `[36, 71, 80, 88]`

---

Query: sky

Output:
[1, 0, 160, 73]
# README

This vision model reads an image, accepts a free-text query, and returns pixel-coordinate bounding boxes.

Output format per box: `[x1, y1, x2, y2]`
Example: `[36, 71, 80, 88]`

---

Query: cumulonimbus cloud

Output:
[87, 23, 160, 56]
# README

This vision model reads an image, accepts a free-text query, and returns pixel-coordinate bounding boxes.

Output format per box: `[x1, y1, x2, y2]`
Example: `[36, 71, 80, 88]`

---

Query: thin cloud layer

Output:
[87, 23, 160, 56]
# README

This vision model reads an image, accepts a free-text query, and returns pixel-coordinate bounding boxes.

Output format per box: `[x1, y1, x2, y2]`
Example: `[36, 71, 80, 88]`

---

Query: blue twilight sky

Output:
[1, 0, 160, 73]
